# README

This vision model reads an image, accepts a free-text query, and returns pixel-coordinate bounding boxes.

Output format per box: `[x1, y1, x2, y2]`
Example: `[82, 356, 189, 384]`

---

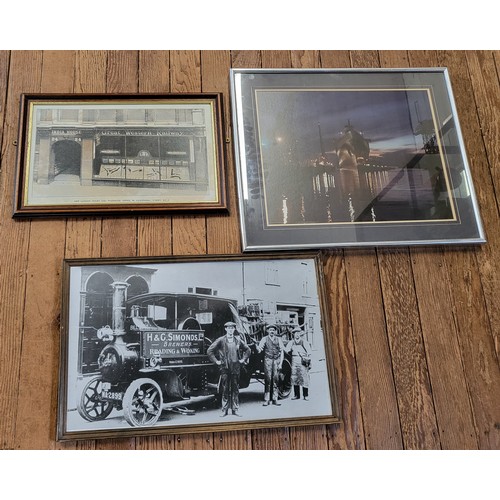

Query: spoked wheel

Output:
[278, 358, 292, 399]
[77, 376, 114, 422]
[122, 378, 163, 427]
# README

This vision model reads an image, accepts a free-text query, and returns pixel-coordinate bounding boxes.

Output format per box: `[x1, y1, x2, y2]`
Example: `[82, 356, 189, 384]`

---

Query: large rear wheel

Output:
[278, 358, 292, 399]
[122, 378, 163, 427]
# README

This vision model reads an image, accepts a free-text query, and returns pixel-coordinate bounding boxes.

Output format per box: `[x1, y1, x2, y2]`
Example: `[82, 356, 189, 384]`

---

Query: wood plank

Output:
[100, 50, 138, 261]
[96, 50, 139, 451]
[136, 435, 175, 450]
[319, 51, 351, 68]
[246, 50, 297, 450]
[376, 50, 441, 449]
[202, 50, 265, 450]
[350, 50, 379, 68]
[377, 248, 440, 449]
[0, 51, 10, 165]
[74, 50, 107, 94]
[137, 50, 172, 258]
[406, 51, 479, 449]
[261, 50, 292, 68]
[410, 247, 479, 449]
[445, 246, 500, 449]
[134, 50, 174, 450]
[57, 51, 109, 451]
[378, 50, 411, 68]
[0, 51, 43, 449]
[168, 50, 211, 450]
[288, 50, 329, 450]
[494, 51, 500, 77]
[318, 51, 365, 450]
[291, 50, 320, 68]
[214, 430, 252, 450]
[201, 50, 251, 450]
[65, 50, 106, 262]
[251, 427, 290, 450]
[231, 50, 261, 68]
[464, 50, 500, 360]
[203, 50, 241, 255]
[290, 425, 328, 449]
[322, 251, 365, 450]
[170, 51, 206, 258]
[138, 50, 170, 94]
[15, 50, 75, 449]
[344, 249, 403, 449]
[435, 50, 500, 449]
[342, 50, 402, 450]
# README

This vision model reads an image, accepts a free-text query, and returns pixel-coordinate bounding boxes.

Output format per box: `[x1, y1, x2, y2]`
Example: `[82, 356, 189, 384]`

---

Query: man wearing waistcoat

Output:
[207, 321, 251, 417]
[257, 324, 285, 406]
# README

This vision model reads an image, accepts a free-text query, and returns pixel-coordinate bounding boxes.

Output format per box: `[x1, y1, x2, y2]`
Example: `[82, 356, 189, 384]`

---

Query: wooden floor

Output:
[0, 50, 498, 450]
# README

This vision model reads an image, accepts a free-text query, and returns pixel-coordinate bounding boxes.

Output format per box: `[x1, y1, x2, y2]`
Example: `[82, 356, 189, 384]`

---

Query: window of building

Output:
[265, 265, 280, 286]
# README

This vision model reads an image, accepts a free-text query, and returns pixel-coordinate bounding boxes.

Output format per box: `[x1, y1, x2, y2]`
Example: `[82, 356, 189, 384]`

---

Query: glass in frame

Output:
[230, 68, 485, 250]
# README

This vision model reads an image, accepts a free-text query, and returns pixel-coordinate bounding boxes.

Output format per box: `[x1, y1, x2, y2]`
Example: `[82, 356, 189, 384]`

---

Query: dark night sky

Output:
[256, 89, 435, 162]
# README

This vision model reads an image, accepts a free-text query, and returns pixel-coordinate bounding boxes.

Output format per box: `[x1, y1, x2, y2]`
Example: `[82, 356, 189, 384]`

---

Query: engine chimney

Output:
[111, 281, 130, 343]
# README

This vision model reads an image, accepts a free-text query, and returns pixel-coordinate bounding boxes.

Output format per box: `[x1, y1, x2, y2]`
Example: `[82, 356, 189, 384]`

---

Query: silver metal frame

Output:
[230, 68, 486, 251]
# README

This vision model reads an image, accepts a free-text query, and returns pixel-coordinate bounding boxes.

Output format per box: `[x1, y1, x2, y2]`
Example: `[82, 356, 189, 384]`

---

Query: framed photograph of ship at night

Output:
[13, 93, 227, 217]
[230, 68, 485, 250]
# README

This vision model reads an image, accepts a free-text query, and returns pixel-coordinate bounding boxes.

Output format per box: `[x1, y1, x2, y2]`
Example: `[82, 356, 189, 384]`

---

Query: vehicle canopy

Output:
[126, 292, 239, 343]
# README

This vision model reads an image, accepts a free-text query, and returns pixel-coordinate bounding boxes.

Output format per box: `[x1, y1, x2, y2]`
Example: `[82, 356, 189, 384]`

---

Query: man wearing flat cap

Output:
[257, 324, 285, 406]
[207, 321, 251, 417]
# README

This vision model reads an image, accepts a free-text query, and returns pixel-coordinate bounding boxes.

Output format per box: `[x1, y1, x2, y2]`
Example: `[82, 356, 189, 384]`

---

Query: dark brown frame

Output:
[13, 93, 227, 217]
[57, 252, 340, 441]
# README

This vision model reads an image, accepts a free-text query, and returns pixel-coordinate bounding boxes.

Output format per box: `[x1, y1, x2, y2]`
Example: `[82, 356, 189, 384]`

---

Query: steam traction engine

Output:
[78, 287, 233, 427]
[78, 286, 294, 427]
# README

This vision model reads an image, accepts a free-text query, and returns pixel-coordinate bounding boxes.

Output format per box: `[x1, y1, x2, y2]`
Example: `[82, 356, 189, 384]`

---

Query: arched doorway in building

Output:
[51, 140, 81, 180]
[84, 272, 113, 329]
[126, 275, 149, 300]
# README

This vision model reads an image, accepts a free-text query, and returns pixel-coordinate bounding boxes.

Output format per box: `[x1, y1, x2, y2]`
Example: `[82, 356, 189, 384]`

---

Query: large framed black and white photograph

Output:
[230, 68, 485, 250]
[14, 93, 226, 217]
[57, 253, 339, 440]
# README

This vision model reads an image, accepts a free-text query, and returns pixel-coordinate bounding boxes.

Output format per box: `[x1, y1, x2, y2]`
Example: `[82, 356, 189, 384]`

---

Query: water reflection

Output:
[275, 161, 452, 226]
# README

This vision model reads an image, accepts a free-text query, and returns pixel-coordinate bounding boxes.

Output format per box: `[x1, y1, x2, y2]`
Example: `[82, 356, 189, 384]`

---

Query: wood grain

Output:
[249, 50, 295, 451]
[168, 50, 212, 450]
[322, 251, 365, 450]
[377, 50, 441, 449]
[0, 51, 10, 166]
[96, 50, 139, 451]
[463, 51, 500, 360]
[343, 51, 403, 450]
[0, 51, 498, 450]
[203, 50, 241, 255]
[437, 51, 500, 448]
[170, 51, 207, 259]
[0, 51, 43, 449]
[137, 50, 172, 258]
[13, 51, 75, 449]
[57, 50, 109, 451]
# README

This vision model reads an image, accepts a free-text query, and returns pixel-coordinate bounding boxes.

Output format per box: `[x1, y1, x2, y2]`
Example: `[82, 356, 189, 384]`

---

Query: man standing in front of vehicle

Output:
[207, 321, 251, 417]
[256, 324, 285, 406]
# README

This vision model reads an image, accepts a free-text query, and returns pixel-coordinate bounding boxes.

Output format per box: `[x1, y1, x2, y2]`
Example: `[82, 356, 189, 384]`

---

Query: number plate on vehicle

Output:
[102, 391, 123, 401]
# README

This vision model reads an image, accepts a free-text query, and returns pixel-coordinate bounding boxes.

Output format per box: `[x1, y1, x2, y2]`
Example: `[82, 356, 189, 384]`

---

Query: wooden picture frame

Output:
[13, 93, 227, 217]
[57, 253, 340, 441]
[230, 68, 485, 250]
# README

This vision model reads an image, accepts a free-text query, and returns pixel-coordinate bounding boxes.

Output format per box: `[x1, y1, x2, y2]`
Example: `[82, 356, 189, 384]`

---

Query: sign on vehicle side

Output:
[142, 330, 205, 357]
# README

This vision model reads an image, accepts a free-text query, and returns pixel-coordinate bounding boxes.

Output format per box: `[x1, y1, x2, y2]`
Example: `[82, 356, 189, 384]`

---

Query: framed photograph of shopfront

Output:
[230, 68, 485, 250]
[13, 93, 227, 217]
[57, 253, 340, 441]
